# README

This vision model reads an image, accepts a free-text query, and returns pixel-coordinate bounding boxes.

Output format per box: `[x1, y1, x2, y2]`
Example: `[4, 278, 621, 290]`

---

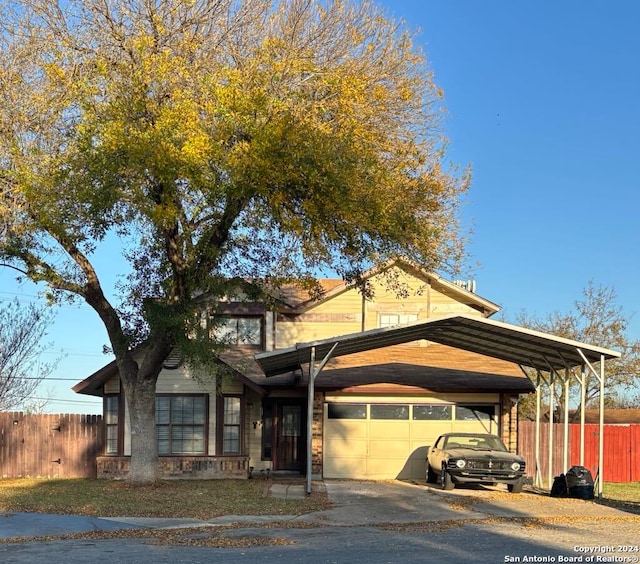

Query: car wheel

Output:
[440, 464, 454, 491]
[508, 478, 523, 494]
[426, 464, 438, 484]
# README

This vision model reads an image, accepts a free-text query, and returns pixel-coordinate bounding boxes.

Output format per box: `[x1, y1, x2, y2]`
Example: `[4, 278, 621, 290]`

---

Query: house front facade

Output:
[73, 260, 534, 480]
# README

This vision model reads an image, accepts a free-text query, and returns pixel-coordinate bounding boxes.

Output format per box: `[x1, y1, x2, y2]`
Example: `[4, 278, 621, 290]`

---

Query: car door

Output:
[428, 435, 446, 470]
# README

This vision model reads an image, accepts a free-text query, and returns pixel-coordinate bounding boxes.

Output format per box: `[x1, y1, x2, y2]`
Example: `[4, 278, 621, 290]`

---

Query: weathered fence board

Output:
[0, 412, 103, 479]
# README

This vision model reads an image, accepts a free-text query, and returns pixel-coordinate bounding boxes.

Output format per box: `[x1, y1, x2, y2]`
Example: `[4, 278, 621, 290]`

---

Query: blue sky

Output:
[1, 1, 639, 413]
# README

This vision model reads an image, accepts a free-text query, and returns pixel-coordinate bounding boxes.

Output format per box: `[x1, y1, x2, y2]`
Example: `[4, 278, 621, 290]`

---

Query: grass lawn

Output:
[0, 478, 331, 520]
[597, 482, 640, 513]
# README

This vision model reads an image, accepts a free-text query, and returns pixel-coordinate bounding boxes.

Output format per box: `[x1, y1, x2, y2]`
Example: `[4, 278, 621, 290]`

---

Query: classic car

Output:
[426, 432, 526, 493]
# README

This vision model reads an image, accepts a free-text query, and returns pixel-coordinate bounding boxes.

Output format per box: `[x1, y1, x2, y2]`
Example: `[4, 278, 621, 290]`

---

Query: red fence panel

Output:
[520, 421, 640, 484]
[632, 426, 640, 483]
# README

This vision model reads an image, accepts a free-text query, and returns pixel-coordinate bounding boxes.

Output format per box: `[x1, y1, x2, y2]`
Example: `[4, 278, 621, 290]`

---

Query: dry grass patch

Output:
[0, 478, 331, 520]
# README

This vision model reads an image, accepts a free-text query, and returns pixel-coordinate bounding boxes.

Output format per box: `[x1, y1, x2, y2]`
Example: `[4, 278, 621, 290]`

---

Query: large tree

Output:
[0, 0, 469, 483]
[0, 299, 56, 411]
[516, 282, 640, 421]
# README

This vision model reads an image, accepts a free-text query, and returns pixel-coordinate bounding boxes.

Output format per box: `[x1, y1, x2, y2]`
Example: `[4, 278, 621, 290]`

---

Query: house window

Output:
[220, 396, 242, 455]
[155, 395, 206, 455]
[378, 313, 418, 328]
[211, 316, 262, 346]
[104, 395, 119, 454]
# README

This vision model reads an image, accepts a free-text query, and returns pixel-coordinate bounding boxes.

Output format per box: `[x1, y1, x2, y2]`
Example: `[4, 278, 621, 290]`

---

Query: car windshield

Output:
[444, 435, 507, 451]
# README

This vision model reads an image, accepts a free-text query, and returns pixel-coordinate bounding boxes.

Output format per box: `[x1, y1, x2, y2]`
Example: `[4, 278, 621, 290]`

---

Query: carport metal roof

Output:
[254, 314, 620, 497]
[254, 314, 620, 376]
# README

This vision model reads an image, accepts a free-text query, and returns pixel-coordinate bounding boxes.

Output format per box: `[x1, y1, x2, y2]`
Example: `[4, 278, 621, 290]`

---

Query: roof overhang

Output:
[254, 314, 621, 377]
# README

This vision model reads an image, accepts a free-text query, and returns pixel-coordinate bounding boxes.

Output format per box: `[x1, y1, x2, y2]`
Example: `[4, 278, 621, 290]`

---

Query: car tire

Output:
[427, 464, 438, 484]
[508, 478, 523, 494]
[440, 464, 454, 491]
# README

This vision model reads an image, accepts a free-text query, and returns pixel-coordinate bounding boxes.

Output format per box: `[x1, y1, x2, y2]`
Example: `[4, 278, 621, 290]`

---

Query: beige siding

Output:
[277, 319, 362, 347]
[276, 266, 486, 347]
[104, 375, 120, 394]
[156, 366, 213, 394]
[245, 390, 269, 473]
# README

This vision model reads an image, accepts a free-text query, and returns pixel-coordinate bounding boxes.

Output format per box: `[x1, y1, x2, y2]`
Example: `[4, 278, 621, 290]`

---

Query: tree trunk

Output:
[122, 376, 159, 484]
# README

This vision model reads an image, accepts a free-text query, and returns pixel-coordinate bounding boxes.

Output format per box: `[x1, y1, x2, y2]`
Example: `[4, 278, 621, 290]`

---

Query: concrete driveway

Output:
[299, 479, 638, 525]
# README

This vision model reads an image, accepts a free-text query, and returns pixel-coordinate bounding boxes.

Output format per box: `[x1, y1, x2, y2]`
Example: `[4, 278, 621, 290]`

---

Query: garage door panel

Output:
[411, 422, 455, 437]
[367, 458, 407, 478]
[368, 421, 410, 435]
[324, 456, 367, 478]
[368, 439, 411, 457]
[324, 420, 368, 438]
[324, 438, 368, 457]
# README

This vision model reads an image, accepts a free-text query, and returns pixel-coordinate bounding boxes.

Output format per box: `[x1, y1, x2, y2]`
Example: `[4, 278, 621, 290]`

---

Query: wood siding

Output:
[0, 412, 102, 478]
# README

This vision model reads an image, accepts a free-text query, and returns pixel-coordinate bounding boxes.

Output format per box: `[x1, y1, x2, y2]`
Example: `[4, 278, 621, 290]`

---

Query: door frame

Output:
[270, 398, 307, 472]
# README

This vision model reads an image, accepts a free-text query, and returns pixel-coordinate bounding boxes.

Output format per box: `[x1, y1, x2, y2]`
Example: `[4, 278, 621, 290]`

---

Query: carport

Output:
[255, 314, 620, 497]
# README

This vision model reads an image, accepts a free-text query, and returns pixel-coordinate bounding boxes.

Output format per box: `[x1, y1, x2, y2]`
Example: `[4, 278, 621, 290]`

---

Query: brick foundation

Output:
[96, 455, 250, 479]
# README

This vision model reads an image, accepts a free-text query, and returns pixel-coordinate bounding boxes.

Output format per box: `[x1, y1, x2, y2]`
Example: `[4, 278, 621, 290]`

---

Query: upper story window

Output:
[211, 316, 262, 346]
[378, 313, 418, 328]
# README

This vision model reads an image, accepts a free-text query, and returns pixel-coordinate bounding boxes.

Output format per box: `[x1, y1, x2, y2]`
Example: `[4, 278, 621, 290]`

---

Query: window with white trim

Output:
[211, 316, 262, 346]
[378, 313, 418, 328]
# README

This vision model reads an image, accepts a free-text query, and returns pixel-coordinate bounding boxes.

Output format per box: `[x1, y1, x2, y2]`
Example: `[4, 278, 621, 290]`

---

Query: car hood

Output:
[446, 448, 525, 463]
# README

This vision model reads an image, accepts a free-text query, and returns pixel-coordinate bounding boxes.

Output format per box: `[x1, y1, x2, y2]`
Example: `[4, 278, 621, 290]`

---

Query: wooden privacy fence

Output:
[518, 421, 640, 484]
[0, 412, 103, 479]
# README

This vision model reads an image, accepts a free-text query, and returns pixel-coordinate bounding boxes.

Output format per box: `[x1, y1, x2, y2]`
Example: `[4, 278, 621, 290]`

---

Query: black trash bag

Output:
[565, 465, 595, 500]
[550, 474, 568, 497]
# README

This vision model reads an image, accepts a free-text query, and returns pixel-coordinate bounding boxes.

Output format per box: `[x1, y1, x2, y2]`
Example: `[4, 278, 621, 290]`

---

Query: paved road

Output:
[2, 481, 639, 563]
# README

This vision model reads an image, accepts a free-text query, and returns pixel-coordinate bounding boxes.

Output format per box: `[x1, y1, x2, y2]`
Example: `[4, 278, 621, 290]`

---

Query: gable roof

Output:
[72, 352, 266, 398]
[273, 259, 500, 316]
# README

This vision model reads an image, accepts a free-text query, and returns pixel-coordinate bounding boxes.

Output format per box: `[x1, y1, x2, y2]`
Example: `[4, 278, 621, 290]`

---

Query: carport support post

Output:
[577, 349, 606, 499]
[580, 365, 586, 466]
[535, 381, 542, 487]
[598, 355, 605, 499]
[548, 379, 555, 489]
[563, 372, 570, 473]
[306, 343, 339, 496]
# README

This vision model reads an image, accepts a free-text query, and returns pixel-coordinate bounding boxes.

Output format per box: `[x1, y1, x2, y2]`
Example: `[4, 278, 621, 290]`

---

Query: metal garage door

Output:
[323, 401, 497, 480]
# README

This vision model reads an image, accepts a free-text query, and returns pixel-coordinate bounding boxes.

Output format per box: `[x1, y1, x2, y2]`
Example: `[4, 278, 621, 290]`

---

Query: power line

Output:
[30, 396, 101, 405]
[0, 290, 95, 312]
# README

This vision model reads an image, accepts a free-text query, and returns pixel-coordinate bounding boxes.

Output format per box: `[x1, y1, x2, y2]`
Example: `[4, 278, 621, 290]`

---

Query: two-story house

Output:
[73, 259, 535, 481]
